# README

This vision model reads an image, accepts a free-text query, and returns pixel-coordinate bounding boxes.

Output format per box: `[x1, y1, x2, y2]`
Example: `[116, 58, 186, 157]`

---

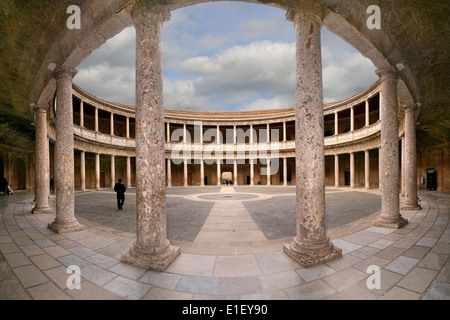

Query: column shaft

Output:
[250, 158, 254, 186]
[184, 159, 188, 186]
[334, 112, 338, 135]
[126, 156, 132, 188]
[80, 101, 84, 128]
[33, 104, 51, 214]
[48, 66, 83, 233]
[80, 151, 86, 191]
[111, 155, 115, 188]
[334, 154, 339, 187]
[365, 99, 370, 127]
[283, 157, 288, 186]
[365, 150, 370, 189]
[401, 137, 406, 197]
[283, 122, 287, 142]
[95, 153, 100, 190]
[267, 158, 271, 185]
[126, 117, 130, 138]
[374, 68, 407, 228]
[217, 159, 221, 185]
[95, 108, 99, 132]
[200, 158, 204, 186]
[350, 152, 355, 188]
[110, 113, 114, 136]
[122, 4, 179, 271]
[283, 7, 341, 267]
[402, 105, 421, 210]
[234, 158, 238, 186]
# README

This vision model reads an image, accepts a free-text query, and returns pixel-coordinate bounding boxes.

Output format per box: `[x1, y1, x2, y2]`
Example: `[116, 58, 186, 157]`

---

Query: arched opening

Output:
[12, 157, 26, 190]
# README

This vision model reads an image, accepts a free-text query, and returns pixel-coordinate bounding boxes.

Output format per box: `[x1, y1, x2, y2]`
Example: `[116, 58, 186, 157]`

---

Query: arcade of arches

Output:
[0, 0, 449, 273]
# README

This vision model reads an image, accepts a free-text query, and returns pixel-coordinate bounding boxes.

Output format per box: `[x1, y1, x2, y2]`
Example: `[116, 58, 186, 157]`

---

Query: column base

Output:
[121, 241, 180, 272]
[32, 206, 52, 214]
[48, 219, 84, 234]
[401, 203, 421, 211]
[373, 216, 408, 229]
[283, 238, 342, 268]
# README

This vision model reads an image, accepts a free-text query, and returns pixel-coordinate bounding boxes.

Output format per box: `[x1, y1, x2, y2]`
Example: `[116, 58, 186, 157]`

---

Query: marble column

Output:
[32, 104, 51, 214]
[94, 108, 99, 132]
[110, 113, 115, 136]
[350, 152, 355, 188]
[365, 150, 370, 189]
[80, 151, 86, 191]
[126, 117, 130, 138]
[80, 101, 84, 128]
[365, 99, 370, 127]
[373, 68, 408, 228]
[267, 158, 271, 186]
[334, 154, 340, 187]
[111, 155, 115, 188]
[284, 6, 341, 267]
[266, 123, 270, 143]
[48, 66, 83, 233]
[126, 156, 132, 188]
[401, 105, 421, 210]
[350, 107, 354, 132]
[234, 158, 238, 186]
[200, 159, 204, 186]
[250, 158, 254, 186]
[167, 158, 172, 187]
[334, 112, 338, 135]
[166, 122, 170, 142]
[283, 122, 287, 142]
[95, 153, 100, 190]
[283, 157, 288, 186]
[122, 2, 180, 271]
[401, 137, 406, 197]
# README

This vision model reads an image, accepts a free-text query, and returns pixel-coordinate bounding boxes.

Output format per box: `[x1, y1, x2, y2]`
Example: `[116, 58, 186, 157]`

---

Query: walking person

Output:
[114, 178, 126, 210]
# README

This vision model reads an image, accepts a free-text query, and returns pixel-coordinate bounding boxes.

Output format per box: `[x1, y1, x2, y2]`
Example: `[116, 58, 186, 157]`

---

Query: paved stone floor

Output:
[0, 186, 449, 300]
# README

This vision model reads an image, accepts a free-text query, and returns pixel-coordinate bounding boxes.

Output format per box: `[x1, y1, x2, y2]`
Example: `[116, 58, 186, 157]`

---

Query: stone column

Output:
[126, 117, 130, 138]
[233, 125, 237, 144]
[94, 108, 99, 132]
[250, 125, 254, 144]
[80, 151, 86, 191]
[216, 125, 220, 144]
[184, 159, 188, 187]
[110, 113, 115, 136]
[122, 2, 180, 271]
[126, 156, 132, 188]
[267, 158, 271, 186]
[167, 158, 172, 187]
[283, 6, 341, 267]
[217, 159, 221, 185]
[401, 105, 421, 210]
[334, 154, 340, 187]
[283, 157, 288, 186]
[283, 122, 287, 142]
[250, 158, 254, 186]
[32, 104, 51, 214]
[401, 137, 406, 197]
[350, 152, 355, 188]
[200, 158, 204, 186]
[365, 150, 370, 189]
[166, 122, 170, 142]
[334, 112, 338, 135]
[234, 158, 238, 186]
[266, 123, 270, 143]
[350, 107, 354, 132]
[95, 153, 100, 190]
[48, 66, 83, 233]
[365, 99, 370, 127]
[80, 101, 84, 128]
[111, 155, 115, 188]
[373, 68, 408, 228]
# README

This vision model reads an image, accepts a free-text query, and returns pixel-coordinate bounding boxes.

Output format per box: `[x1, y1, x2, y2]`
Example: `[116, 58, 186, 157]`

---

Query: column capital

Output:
[53, 65, 78, 80]
[130, 0, 171, 24]
[403, 104, 417, 113]
[286, 1, 326, 23]
[34, 103, 49, 114]
[375, 67, 399, 81]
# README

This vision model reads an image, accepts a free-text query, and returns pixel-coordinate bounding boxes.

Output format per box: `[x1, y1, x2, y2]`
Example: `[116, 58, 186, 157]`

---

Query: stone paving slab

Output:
[0, 189, 449, 300]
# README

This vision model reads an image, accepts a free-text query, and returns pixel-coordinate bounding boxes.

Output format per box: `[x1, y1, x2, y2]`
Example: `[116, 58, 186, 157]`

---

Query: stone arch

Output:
[12, 157, 27, 190]
[32, 0, 418, 112]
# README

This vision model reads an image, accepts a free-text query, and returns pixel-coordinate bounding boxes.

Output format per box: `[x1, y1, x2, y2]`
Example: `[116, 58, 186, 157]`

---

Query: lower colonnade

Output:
[29, 0, 424, 272]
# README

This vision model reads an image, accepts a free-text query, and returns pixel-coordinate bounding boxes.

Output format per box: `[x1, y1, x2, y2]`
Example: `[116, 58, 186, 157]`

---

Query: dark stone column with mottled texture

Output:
[121, 2, 180, 271]
[283, 5, 342, 267]
[373, 68, 408, 228]
[32, 104, 51, 214]
[401, 104, 421, 210]
[48, 66, 84, 233]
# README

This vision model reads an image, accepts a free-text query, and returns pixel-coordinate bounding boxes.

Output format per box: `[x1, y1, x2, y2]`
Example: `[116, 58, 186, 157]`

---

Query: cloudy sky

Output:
[74, 2, 377, 111]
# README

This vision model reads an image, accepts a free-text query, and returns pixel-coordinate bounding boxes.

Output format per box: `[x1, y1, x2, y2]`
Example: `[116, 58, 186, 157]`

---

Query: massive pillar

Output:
[401, 105, 421, 210]
[373, 68, 408, 228]
[48, 66, 83, 233]
[33, 104, 51, 214]
[122, 2, 180, 271]
[283, 5, 341, 267]
[126, 156, 132, 188]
